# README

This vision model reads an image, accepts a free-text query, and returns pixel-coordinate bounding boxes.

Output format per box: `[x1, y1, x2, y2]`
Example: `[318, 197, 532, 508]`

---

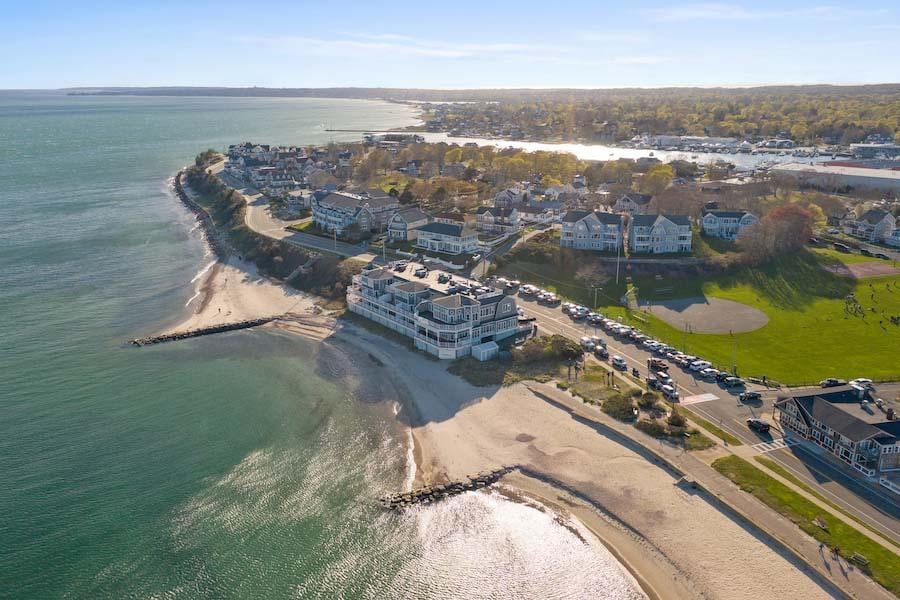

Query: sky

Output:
[2, 0, 899, 89]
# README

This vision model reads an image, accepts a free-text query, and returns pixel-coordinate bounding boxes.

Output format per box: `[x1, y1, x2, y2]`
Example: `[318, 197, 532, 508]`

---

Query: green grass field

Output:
[497, 249, 900, 384]
[713, 456, 899, 594]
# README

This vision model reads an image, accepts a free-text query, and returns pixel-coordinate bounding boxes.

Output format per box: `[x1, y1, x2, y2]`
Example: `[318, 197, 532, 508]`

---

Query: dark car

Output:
[747, 418, 771, 433]
[820, 378, 847, 388]
[740, 391, 762, 403]
[593, 346, 609, 359]
[874, 253, 890, 260]
[646, 376, 660, 390]
[715, 371, 730, 383]
[860, 248, 873, 257]
[647, 357, 668, 372]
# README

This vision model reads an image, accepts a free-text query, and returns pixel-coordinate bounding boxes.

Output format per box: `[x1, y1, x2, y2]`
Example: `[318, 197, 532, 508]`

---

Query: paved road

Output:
[213, 165, 378, 262]
[517, 296, 900, 540]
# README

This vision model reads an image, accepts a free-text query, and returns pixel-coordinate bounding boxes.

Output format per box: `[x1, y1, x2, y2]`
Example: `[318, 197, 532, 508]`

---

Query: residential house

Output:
[629, 214, 692, 254]
[613, 193, 654, 215]
[700, 210, 759, 241]
[387, 206, 430, 241]
[311, 191, 399, 234]
[433, 212, 467, 226]
[415, 222, 479, 255]
[475, 206, 520, 234]
[560, 210, 623, 252]
[494, 187, 527, 208]
[841, 209, 897, 243]
[347, 266, 527, 359]
[774, 387, 900, 481]
[403, 160, 423, 177]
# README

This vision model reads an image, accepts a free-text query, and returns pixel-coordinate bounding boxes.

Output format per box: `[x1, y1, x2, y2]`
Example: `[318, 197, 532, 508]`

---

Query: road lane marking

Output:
[752, 437, 798, 454]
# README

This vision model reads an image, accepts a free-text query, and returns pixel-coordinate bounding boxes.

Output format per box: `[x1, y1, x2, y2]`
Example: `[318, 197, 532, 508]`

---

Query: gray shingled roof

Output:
[431, 294, 476, 308]
[632, 214, 690, 227]
[418, 221, 467, 236]
[562, 210, 591, 223]
[392, 206, 429, 223]
[704, 210, 752, 219]
[860, 209, 891, 225]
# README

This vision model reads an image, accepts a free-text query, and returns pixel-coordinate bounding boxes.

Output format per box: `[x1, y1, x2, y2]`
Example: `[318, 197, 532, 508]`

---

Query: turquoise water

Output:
[0, 93, 644, 599]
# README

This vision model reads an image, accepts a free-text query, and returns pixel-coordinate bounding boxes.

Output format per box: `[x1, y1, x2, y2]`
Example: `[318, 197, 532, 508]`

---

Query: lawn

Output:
[498, 248, 900, 384]
[713, 456, 899, 595]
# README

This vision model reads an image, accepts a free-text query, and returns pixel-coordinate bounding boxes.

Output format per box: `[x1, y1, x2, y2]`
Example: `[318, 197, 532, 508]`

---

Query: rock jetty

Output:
[130, 317, 276, 346]
[380, 466, 517, 510]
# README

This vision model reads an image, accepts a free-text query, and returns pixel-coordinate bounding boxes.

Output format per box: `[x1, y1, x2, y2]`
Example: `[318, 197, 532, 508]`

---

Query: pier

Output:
[380, 466, 517, 509]
[130, 317, 276, 346]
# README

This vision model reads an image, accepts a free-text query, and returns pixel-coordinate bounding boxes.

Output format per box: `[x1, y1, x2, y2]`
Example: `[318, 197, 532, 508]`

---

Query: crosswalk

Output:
[752, 437, 798, 454]
[680, 393, 719, 406]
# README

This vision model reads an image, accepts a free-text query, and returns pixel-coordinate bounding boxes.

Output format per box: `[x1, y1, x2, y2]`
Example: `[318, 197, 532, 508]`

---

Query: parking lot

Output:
[511, 286, 900, 539]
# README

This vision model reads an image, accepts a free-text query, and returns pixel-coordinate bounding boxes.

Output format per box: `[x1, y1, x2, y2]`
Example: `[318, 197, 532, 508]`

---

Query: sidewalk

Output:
[526, 381, 895, 600]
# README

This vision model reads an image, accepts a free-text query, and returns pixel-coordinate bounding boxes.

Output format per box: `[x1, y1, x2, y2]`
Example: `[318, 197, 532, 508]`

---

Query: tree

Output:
[738, 203, 813, 263]
[638, 164, 674, 196]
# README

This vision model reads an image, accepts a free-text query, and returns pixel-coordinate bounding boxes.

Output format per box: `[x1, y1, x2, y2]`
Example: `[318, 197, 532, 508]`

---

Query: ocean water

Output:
[0, 92, 644, 599]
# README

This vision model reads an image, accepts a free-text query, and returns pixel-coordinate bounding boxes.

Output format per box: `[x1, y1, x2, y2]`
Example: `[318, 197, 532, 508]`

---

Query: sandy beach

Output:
[163, 254, 326, 336]
[167, 249, 850, 599]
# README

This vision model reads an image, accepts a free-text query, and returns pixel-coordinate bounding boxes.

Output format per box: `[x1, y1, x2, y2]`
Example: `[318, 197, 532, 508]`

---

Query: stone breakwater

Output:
[130, 317, 276, 346]
[174, 169, 230, 259]
[380, 466, 517, 509]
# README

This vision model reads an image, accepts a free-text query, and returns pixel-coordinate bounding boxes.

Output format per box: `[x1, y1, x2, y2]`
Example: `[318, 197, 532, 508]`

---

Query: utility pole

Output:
[731, 330, 737, 375]
[615, 236, 621, 285]
[333, 228, 337, 250]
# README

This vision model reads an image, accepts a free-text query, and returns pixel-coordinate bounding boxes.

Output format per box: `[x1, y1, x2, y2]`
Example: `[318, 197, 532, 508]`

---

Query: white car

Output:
[690, 360, 711, 372]
[612, 356, 627, 370]
[700, 368, 720, 379]
[849, 378, 875, 389]
[661, 385, 679, 400]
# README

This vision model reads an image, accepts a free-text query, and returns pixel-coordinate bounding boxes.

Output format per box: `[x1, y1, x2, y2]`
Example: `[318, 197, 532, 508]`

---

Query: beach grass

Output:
[712, 455, 900, 594]
[753, 456, 885, 539]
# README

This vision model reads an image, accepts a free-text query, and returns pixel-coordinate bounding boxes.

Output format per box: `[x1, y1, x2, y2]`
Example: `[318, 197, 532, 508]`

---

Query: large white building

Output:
[700, 210, 759, 241]
[628, 214, 692, 254]
[475, 206, 521, 234]
[415, 222, 479, 255]
[311, 191, 399, 234]
[841, 209, 898, 243]
[772, 163, 900, 193]
[560, 210, 623, 252]
[347, 266, 527, 359]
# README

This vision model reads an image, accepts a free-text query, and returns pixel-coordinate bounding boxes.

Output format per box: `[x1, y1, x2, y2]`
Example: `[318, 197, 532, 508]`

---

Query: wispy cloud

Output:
[247, 33, 537, 60]
[576, 31, 650, 44]
[646, 3, 887, 22]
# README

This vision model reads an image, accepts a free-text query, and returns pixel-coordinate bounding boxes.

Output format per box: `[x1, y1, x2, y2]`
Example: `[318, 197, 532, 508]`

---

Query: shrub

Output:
[602, 394, 637, 421]
[638, 392, 660, 409]
[667, 411, 687, 427]
[635, 419, 666, 438]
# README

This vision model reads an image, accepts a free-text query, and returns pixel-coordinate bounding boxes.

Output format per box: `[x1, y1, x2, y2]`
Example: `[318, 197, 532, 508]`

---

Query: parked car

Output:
[849, 378, 875, 390]
[833, 242, 851, 252]
[740, 391, 762, 403]
[589, 336, 606, 348]
[690, 360, 711, 372]
[579, 337, 595, 351]
[437, 273, 450, 283]
[647, 358, 668, 371]
[860, 248, 873, 257]
[611, 355, 627, 370]
[715, 371, 731, 383]
[874, 253, 890, 260]
[593, 346, 609, 359]
[655, 371, 672, 385]
[661, 385, 679, 401]
[700, 367, 720, 379]
[647, 376, 660, 390]
[414, 268, 428, 278]
[724, 377, 745, 388]
[820, 378, 846, 388]
[747, 418, 771, 433]
[393, 262, 407, 272]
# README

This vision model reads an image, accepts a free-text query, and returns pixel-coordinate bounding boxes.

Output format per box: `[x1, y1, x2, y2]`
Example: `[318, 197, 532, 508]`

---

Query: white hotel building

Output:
[347, 266, 527, 359]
